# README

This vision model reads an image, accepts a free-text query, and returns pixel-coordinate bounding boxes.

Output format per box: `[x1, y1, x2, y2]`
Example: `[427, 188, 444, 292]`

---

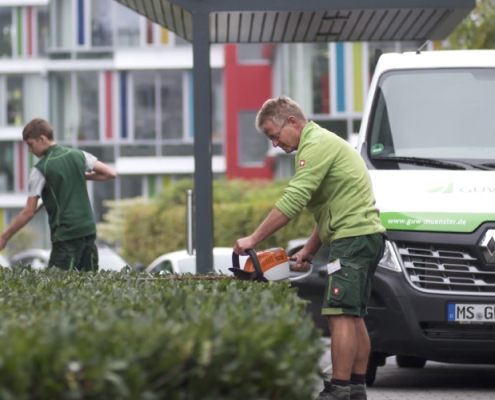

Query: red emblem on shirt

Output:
[333, 287, 340, 296]
[299, 160, 306, 167]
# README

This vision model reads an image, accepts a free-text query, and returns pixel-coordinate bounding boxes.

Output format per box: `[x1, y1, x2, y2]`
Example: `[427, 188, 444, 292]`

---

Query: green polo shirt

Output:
[275, 121, 385, 246]
[35, 144, 96, 243]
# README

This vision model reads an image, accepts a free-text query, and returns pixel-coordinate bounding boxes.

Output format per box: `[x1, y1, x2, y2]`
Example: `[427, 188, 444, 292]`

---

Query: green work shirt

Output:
[35, 144, 96, 243]
[275, 121, 385, 246]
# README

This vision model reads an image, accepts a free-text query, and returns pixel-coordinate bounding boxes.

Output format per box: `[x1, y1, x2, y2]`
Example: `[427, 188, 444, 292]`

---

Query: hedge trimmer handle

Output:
[231, 249, 264, 281]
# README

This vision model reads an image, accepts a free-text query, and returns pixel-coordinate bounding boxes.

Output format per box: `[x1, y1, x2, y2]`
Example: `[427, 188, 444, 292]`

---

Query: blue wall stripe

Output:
[77, 0, 84, 45]
[189, 71, 194, 139]
[336, 42, 345, 113]
[120, 72, 128, 139]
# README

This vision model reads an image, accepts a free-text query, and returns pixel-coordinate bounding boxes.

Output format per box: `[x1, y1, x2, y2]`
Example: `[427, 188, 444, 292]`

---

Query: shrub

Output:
[0, 267, 324, 400]
[97, 179, 316, 265]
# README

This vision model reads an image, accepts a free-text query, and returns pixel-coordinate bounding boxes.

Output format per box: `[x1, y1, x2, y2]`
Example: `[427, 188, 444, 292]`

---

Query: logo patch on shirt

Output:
[332, 287, 340, 296]
[299, 160, 306, 167]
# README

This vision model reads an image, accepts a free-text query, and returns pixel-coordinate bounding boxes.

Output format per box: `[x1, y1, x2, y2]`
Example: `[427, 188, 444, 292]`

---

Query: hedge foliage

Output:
[97, 179, 316, 265]
[0, 267, 323, 400]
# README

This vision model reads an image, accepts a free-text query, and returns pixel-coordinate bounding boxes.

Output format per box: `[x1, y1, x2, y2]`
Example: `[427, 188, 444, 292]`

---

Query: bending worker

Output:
[234, 96, 385, 400]
[0, 118, 116, 271]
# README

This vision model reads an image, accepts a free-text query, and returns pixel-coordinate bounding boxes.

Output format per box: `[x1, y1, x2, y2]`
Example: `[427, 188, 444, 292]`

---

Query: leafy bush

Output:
[97, 179, 316, 265]
[0, 267, 324, 400]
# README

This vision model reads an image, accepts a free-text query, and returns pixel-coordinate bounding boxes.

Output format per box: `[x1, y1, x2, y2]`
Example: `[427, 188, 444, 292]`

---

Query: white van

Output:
[356, 50, 495, 383]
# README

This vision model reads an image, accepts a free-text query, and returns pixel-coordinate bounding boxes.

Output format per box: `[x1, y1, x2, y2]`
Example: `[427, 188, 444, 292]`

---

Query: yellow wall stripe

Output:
[353, 42, 363, 112]
[161, 28, 169, 44]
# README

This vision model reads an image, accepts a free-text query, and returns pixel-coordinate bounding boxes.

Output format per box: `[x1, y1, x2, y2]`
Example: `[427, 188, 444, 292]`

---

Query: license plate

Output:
[447, 303, 495, 322]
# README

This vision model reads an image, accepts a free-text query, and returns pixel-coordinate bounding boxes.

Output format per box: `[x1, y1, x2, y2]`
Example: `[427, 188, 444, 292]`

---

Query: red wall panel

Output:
[224, 45, 273, 179]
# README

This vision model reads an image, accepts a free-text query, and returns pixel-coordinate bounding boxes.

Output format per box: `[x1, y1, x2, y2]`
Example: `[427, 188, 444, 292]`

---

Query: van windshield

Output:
[368, 69, 495, 164]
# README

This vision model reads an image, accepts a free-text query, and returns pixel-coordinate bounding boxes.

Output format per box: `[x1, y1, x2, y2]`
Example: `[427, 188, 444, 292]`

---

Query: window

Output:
[50, 71, 102, 143]
[51, 0, 73, 48]
[76, 71, 99, 141]
[0, 8, 12, 58]
[120, 145, 156, 157]
[312, 43, 330, 114]
[114, 2, 140, 47]
[37, 7, 49, 56]
[91, 0, 113, 47]
[93, 179, 115, 222]
[238, 44, 271, 62]
[0, 74, 46, 126]
[133, 71, 156, 140]
[0, 142, 14, 192]
[369, 69, 495, 159]
[160, 70, 183, 140]
[313, 119, 347, 141]
[49, 72, 73, 142]
[151, 260, 173, 273]
[131, 70, 186, 140]
[7, 76, 23, 126]
[79, 145, 115, 163]
[23, 74, 47, 123]
[238, 111, 267, 166]
[211, 68, 224, 140]
[120, 175, 142, 199]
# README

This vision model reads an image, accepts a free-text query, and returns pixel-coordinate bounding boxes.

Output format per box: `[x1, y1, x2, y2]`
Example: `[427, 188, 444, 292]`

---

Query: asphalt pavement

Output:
[315, 338, 495, 400]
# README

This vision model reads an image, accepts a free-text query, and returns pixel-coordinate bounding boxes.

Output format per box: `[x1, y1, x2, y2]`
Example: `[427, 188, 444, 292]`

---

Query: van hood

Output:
[369, 170, 495, 233]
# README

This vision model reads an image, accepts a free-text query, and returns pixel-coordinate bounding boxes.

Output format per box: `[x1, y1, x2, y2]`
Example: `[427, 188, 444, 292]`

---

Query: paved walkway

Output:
[315, 338, 495, 400]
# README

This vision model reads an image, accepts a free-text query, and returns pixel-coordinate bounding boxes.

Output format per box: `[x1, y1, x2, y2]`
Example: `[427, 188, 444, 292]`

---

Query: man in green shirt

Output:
[0, 118, 116, 271]
[234, 97, 385, 400]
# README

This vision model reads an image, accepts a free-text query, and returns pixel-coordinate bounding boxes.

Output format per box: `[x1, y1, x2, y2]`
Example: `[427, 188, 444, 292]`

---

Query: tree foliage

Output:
[448, 0, 495, 49]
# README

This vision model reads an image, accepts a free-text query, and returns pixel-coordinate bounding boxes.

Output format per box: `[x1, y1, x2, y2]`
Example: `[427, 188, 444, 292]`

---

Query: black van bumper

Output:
[366, 268, 495, 364]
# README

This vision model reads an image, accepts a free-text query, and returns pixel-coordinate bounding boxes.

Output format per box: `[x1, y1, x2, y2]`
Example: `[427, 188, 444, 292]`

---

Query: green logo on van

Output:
[426, 182, 454, 194]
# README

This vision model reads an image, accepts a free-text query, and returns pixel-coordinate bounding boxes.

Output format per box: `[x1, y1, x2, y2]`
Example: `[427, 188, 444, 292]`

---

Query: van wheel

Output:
[396, 355, 427, 368]
[365, 354, 379, 386]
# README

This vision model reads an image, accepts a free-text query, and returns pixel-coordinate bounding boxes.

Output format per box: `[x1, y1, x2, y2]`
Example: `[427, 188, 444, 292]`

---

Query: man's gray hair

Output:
[255, 96, 308, 133]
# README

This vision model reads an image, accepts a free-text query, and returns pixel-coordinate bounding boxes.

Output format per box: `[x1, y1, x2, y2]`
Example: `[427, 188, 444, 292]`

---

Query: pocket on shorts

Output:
[326, 264, 361, 309]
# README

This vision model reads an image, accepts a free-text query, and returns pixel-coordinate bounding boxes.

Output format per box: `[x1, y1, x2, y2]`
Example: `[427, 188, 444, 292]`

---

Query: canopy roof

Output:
[113, 0, 474, 273]
[115, 0, 474, 43]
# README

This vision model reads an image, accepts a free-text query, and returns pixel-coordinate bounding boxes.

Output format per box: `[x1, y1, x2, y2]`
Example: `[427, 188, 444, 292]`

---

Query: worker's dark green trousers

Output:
[49, 234, 99, 272]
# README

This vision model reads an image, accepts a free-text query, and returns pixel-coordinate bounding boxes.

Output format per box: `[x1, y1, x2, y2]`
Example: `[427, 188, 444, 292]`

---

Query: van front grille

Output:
[397, 242, 495, 295]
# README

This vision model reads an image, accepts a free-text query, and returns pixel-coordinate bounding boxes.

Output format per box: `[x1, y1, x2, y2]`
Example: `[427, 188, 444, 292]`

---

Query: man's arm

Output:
[86, 160, 117, 181]
[0, 197, 39, 250]
[291, 225, 322, 272]
[234, 207, 291, 255]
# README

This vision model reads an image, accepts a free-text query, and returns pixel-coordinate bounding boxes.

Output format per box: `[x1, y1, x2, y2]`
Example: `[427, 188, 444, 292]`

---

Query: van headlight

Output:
[378, 240, 401, 272]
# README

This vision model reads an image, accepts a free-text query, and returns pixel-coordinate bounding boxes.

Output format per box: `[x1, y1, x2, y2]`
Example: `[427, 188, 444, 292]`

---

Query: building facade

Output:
[0, 0, 441, 251]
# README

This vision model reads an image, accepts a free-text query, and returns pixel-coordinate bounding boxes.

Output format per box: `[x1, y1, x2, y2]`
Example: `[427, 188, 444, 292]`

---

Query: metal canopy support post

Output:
[192, 12, 213, 273]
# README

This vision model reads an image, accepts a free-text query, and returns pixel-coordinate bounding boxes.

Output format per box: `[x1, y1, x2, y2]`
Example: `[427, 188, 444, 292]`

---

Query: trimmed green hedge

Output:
[0, 267, 324, 400]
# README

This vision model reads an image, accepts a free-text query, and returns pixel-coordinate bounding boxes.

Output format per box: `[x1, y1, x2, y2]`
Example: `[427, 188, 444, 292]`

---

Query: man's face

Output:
[25, 137, 48, 158]
[263, 117, 299, 154]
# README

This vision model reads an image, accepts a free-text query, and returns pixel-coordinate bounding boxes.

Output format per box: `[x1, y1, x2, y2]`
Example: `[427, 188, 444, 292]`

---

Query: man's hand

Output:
[290, 247, 314, 272]
[234, 236, 258, 255]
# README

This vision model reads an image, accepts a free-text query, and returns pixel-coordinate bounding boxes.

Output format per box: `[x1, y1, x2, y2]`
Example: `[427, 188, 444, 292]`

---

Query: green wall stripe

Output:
[147, 175, 156, 197]
[17, 7, 22, 57]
